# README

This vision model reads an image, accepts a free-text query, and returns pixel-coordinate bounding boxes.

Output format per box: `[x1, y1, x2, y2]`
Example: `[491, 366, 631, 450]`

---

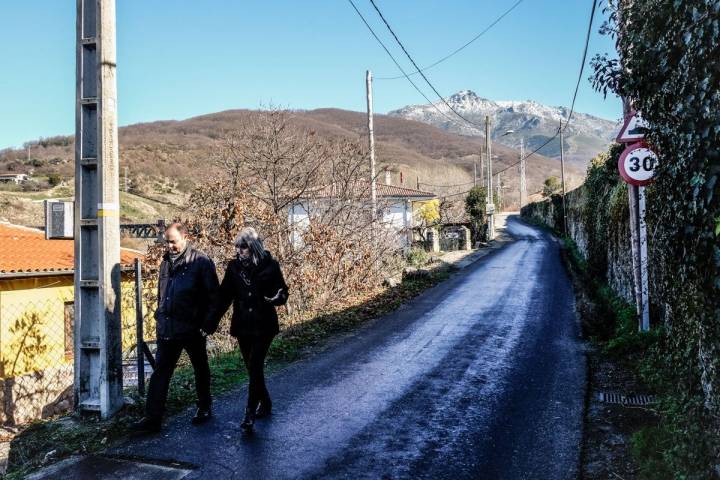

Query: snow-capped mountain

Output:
[388, 90, 620, 165]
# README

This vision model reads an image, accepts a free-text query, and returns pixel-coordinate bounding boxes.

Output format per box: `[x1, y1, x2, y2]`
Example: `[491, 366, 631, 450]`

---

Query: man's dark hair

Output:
[166, 222, 189, 236]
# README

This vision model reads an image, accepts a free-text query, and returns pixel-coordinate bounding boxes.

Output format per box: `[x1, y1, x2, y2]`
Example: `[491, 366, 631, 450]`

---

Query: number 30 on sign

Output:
[618, 142, 659, 186]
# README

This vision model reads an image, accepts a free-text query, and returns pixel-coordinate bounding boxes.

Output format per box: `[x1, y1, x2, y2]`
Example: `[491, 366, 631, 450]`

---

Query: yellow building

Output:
[0, 222, 142, 424]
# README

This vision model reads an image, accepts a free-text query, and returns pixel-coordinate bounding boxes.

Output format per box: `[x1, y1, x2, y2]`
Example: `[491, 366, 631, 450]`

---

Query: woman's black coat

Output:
[205, 251, 289, 338]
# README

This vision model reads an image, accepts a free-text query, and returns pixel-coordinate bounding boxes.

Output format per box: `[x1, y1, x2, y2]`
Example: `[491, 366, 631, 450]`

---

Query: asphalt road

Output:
[76, 216, 585, 480]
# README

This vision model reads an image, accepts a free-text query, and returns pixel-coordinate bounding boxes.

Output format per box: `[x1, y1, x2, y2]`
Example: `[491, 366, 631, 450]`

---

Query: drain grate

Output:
[598, 392, 655, 406]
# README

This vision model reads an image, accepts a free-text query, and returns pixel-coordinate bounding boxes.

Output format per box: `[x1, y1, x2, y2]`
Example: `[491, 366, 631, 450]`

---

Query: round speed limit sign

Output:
[618, 142, 659, 186]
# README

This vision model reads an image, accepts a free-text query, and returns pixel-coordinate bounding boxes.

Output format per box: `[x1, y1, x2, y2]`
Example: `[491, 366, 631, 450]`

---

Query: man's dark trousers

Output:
[146, 334, 211, 419]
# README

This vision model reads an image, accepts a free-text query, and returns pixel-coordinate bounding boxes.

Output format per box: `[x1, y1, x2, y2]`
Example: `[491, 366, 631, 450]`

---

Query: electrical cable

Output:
[351, 0, 596, 190]
[419, 180, 475, 188]
[494, 0, 597, 177]
[494, 127, 560, 176]
[367, 0, 487, 131]
[376, 0, 525, 80]
[346, 0, 484, 134]
[563, 0, 597, 130]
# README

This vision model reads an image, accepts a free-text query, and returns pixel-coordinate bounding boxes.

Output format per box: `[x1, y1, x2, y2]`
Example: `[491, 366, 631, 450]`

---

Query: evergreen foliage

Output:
[589, 1, 720, 475]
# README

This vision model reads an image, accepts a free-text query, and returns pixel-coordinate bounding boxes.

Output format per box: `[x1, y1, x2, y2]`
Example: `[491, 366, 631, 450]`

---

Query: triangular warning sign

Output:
[616, 111, 648, 143]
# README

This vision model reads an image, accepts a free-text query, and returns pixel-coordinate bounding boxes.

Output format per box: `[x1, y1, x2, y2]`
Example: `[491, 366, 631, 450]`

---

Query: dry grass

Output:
[0, 107, 584, 216]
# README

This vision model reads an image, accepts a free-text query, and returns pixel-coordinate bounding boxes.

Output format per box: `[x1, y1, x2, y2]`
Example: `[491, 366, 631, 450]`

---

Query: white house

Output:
[0, 173, 29, 184]
[289, 182, 436, 249]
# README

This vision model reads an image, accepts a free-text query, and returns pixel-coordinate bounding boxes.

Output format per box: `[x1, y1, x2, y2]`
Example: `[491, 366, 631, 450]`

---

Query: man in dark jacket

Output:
[132, 222, 219, 433]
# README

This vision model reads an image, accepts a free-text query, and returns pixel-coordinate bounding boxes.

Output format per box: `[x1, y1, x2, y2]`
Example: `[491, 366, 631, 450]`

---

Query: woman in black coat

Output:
[205, 227, 289, 433]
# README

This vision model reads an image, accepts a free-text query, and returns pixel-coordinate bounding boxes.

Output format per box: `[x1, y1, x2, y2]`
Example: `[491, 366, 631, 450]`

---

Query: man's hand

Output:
[264, 289, 284, 303]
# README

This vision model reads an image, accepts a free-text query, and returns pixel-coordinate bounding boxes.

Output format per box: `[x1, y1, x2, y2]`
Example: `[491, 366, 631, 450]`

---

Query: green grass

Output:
[630, 426, 675, 480]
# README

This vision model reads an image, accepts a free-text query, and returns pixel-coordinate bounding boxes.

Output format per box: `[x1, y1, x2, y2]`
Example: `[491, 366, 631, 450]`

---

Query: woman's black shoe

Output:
[255, 400, 272, 418]
[191, 407, 212, 425]
[240, 408, 255, 433]
[130, 416, 162, 433]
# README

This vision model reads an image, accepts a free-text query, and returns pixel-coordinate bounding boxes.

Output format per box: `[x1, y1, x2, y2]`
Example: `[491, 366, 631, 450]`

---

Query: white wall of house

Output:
[288, 198, 417, 249]
[0, 174, 28, 184]
[288, 202, 311, 248]
[382, 200, 412, 247]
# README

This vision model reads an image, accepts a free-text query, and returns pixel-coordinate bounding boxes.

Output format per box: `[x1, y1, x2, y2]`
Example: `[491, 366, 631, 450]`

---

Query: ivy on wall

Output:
[590, 0, 720, 476]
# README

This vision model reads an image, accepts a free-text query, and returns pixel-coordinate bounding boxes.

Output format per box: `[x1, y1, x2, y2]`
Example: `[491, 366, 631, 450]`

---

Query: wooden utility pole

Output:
[473, 160, 477, 187]
[74, 0, 124, 418]
[496, 173, 502, 212]
[366, 70, 377, 222]
[559, 120, 567, 235]
[485, 116, 495, 240]
[480, 153, 485, 187]
[519, 138, 526, 209]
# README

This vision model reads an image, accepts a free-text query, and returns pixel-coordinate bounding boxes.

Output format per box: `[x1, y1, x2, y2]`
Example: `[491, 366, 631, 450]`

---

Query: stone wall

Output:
[0, 364, 73, 425]
[521, 187, 636, 306]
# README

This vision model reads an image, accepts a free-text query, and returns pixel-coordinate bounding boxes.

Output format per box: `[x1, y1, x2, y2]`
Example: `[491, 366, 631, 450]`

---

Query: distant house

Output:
[0, 173, 28, 184]
[0, 222, 142, 424]
[288, 181, 436, 248]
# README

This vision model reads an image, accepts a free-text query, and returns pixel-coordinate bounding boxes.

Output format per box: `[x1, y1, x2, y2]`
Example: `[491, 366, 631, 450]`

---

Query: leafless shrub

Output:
[145, 109, 403, 329]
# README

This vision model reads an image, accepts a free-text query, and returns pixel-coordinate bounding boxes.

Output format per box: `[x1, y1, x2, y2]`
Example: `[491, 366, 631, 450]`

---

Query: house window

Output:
[64, 302, 74, 360]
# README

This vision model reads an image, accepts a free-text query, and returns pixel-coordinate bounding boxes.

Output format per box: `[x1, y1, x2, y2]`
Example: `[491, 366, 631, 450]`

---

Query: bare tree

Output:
[173, 109, 402, 326]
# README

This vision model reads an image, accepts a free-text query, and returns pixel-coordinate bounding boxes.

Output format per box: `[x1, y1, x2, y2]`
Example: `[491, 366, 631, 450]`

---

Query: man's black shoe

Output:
[191, 407, 212, 425]
[130, 417, 161, 433]
[255, 400, 272, 418]
[240, 408, 255, 433]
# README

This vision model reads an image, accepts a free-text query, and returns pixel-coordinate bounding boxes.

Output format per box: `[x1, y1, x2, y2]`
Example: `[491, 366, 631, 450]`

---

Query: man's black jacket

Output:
[154, 245, 219, 340]
[206, 251, 288, 338]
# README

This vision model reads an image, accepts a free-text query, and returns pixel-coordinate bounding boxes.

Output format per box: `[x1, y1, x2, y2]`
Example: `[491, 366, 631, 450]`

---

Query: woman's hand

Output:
[264, 288, 284, 303]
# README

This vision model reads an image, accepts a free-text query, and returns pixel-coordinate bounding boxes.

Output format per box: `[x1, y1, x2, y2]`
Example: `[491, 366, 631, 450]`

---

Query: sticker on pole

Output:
[616, 111, 648, 143]
[618, 142, 658, 186]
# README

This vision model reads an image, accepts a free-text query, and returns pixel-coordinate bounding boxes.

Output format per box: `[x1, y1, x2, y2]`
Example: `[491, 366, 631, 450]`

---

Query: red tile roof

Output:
[305, 182, 436, 200]
[375, 183, 436, 198]
[0, 222, 142, 275]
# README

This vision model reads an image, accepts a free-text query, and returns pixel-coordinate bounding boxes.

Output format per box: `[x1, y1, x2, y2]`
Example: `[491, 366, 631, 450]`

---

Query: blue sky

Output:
[0, 1, 621, 149]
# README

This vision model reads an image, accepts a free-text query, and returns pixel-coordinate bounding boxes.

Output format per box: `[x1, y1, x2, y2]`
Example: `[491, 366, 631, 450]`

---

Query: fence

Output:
[0, 293, 73, 425]
[0, 260, 242, 426]
[122, 259, 238, 396]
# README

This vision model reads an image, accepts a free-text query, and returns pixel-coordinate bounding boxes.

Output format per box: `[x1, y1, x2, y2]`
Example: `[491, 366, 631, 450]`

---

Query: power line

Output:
[376, 0, 525, 80]
[352, 0, 597, 193]
[367, 0, 487, 131]
[494, 128, 560, 176]
[419, 179, 475, 189]
[563, 0, 597, 128]
[346, 0, 484, 133]
[495, 0, 597, 177]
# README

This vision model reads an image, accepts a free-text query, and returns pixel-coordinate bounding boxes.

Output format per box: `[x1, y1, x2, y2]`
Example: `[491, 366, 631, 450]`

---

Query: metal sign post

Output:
[617, 123, 657, 332]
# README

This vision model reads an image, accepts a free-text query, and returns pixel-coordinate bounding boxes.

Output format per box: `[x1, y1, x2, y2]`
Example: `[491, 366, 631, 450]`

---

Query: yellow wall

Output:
[0, 275, 145, 378]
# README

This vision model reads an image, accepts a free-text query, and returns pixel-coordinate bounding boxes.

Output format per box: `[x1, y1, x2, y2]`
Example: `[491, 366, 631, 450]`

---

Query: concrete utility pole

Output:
[485, 116, 495, 240]
[366, 70, 377, 222]
[519, 138, 526, 209]
[559, 120, 567, 236]
[74, 0, 124, 418]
